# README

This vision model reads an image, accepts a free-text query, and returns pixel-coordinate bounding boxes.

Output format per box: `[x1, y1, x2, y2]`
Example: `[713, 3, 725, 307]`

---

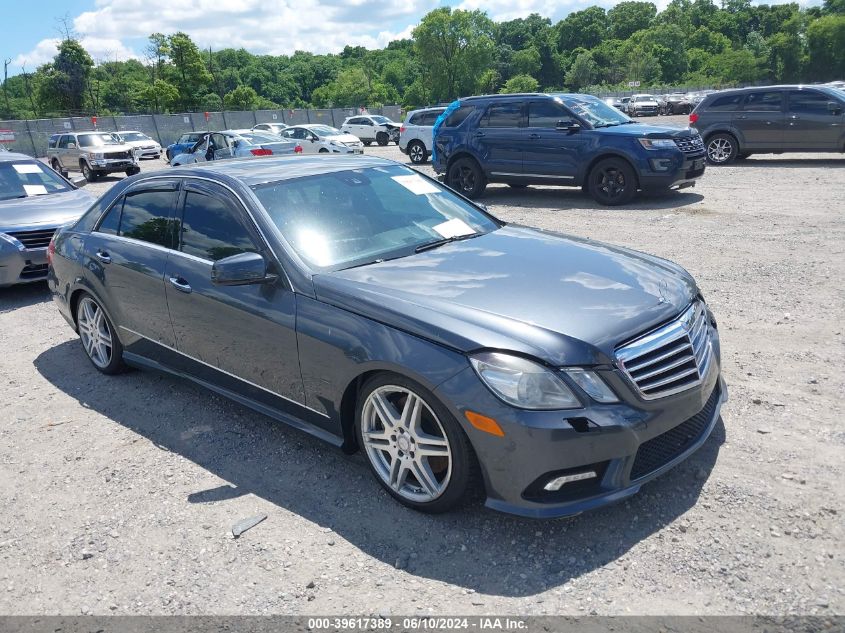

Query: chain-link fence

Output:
[0, 105, 404, 157]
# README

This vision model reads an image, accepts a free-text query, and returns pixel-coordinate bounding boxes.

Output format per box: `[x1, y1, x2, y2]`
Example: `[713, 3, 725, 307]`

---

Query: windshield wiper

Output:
[414, 232, 480, 253]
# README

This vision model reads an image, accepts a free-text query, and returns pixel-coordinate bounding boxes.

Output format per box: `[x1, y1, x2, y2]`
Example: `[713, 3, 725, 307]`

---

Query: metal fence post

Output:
[24, 119, 37, 157]
[150, 114, 163, 145]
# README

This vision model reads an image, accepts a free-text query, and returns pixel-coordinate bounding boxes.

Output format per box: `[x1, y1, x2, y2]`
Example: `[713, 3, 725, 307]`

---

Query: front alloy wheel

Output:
[588, 157, 637, 205]
[408, 141, 426, 164]
[446, 157, 486, 199]
[76, 294, 124, 374]
[357, 375, 477, 513]
[81, 162, 97, 182]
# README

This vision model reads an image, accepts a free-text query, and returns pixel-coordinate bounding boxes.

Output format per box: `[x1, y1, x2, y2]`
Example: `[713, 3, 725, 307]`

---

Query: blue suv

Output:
[433, 93, 707, 205]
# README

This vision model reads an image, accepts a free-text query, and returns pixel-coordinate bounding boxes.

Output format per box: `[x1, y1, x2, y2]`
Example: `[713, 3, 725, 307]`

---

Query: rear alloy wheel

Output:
[588, 157, 637, 206]
[706, 133, 738, 165]
[76, 294, 125, 374]
[356, 374, 476, 513]
[446, 157, 486, 199]
[376, 131, 389, 146]
[125, 165, 141, 176]
[407, 140, 427, 164]
[81, 161, 98, 182]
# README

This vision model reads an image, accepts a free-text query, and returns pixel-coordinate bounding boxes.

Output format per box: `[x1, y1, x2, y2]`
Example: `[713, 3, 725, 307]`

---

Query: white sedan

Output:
[280, 124, 364, 154]
[113, 131, 163, 159]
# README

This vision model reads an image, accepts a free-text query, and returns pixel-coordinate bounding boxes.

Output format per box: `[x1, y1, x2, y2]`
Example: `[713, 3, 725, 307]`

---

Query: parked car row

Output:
[47, 132, 141, 182]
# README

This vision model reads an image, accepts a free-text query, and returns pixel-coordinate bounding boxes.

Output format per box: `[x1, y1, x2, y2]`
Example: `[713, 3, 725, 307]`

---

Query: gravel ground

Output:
[1, 120, 844, 616]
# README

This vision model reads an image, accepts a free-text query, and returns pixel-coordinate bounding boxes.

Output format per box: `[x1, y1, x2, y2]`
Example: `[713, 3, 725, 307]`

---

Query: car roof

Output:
[165, 155, 398, 187]
[118, 130, 146, 134]
[0, 151, 37, 163]
[708, 84, 835, 95]
[408, 106, 447, 114]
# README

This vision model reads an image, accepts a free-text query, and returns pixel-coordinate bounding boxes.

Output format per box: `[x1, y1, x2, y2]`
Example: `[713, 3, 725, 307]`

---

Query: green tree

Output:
[512, 47, 541, 76]
[413, 8, 496, 101]
[224, 85, 259, 110]
[167, 32, 211, 110]
[556, 7, 608, 51]
[807, 15, 845, 80]
[565, 51, 597, 90]
[608, 2, 657, 40]
[138, 79, 180, 112]
[499, 74, 539, 93]
[39, 39, 94, 113]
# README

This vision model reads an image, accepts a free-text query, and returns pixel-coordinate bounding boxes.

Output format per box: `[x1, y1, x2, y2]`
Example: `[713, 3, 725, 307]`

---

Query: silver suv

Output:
[47, 132, 140, 182]
[399, 106, 446, 164]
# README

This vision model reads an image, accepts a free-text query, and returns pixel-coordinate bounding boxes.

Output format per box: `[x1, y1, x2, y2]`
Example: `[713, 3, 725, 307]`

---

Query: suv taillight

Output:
[400, 126, 406, 133]
[689, 112, 699, 125]
[47, 236, 56, 266]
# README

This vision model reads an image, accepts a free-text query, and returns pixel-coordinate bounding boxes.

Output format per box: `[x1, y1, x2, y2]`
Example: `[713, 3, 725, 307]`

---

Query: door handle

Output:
[473, 131, 486, 138]
[789, 115, 800, 120]
[168, 276, 192, 293]
[95, 250, 111, 264]
[529, 133, 541, 139]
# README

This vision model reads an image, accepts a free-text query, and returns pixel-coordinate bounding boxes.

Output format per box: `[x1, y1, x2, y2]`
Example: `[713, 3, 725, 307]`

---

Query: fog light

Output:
[543, 470, 597, 491]
[649, 158, 673, 172]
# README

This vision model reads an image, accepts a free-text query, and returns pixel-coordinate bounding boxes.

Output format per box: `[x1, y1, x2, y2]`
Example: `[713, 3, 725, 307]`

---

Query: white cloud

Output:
[12, 36, 139, 70]
[71, 0, 434, 57]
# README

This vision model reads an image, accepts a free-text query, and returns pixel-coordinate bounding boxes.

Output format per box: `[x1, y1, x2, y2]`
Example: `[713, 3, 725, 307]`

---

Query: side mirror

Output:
[67, 143, 76, 149]
[557, 121, 581, 133]
[211, 252, 274, 286]
[71, 175, 87, 188]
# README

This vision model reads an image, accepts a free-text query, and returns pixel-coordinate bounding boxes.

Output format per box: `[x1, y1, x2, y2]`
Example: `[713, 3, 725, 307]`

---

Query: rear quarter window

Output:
[408, 112, 425, 125]
[443, 106, 475, 128]
[704, 94, 744, 111]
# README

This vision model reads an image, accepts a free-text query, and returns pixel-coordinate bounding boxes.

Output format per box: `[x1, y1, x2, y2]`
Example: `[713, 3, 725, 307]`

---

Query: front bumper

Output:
[88, 158, 135, 173]
[640, 151, 706, 192]
[0, 247, 49, 287]
[434, 335, 725, 518]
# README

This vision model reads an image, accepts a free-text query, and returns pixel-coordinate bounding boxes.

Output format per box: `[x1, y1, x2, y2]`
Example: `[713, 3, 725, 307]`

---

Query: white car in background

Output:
[399, 106, 446, 164]
[113, 130, 162, 159]
[280, 124, 364, 154]
[340, 115, 400, 146]
[252, 122, 289, 136]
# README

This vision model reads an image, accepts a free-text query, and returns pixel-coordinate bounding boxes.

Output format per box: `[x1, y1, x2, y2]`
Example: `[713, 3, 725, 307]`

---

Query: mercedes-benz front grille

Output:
[674, 135, 705, 153]
[7, 228, 55, 249]
[616, 302, 713, 400]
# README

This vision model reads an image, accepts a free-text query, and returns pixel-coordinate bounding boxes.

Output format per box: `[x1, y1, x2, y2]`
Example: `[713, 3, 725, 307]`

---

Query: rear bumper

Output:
[0, 247, 48, 287]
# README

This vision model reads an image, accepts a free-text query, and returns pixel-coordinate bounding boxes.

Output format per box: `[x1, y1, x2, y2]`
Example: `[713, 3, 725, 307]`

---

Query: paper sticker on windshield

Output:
[13, 164, 41, 174]
[392, 174, 440, 195]
[23, 184, 48, 196]
[433, 218, 475, 239]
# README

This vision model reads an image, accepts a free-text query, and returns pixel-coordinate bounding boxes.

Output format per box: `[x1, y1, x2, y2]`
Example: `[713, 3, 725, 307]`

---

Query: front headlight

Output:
[0, 232, 26, 252]
[562, 369, 619, 403]
[469, 352, 581, 410]
[638, 138, 677, 150]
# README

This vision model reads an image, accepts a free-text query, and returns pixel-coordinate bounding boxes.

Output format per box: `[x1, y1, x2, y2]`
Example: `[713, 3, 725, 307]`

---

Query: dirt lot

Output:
[1, 123, 844, 617]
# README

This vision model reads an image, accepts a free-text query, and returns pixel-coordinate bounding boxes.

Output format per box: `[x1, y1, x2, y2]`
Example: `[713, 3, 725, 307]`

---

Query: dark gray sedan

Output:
[48, 156, 726, 518]
[1, 152, 94, 287]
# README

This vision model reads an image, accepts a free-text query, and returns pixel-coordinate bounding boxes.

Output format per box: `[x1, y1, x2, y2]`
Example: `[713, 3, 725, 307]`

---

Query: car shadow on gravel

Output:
[479, 185, 705, 211]
[35, 340, 726, 598]
[0, 282, 50, 312]
[728, 157, 844, 168]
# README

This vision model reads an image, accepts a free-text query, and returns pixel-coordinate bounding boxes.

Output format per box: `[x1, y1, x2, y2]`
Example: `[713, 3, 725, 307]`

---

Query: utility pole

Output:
[2, 59, 11, 118]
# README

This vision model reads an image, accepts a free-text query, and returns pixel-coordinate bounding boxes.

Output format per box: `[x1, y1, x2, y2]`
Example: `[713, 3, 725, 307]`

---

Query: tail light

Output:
[689, 112, 698, 125]
[400, 126, 406, 133]
[294, 145, 303, 154]
[250, 148, 273, 156]
[47, 237, 56, 266]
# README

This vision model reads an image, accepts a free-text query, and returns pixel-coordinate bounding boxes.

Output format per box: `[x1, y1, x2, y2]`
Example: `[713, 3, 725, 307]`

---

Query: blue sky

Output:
[3, 0, 816, 77]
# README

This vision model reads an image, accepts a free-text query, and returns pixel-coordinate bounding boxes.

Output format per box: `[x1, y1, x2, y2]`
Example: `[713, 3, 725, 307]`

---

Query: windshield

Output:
[308, 125, 341, 136]
[0, 160, 71, 202]
[370, 116, 391, 124]
[178, 133, 204, 143]
[559, 95, 631, 128]
[634, 95, 656, 102]
[120, 132, 151, 142]
[251, 164, 500, 271]
[77, 133, 121, 147]
[238, 131, 283, 144]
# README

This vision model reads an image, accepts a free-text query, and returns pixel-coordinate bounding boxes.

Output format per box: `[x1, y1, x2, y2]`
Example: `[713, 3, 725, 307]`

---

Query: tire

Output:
[80, 161, 98, 182]
[446, 156, 486, 199]
[355, 373, 478, 513]
[164, 150, 171, 161]
[705, 133, 738, 165]
[376, 131, 389, 146]
[75, 293, 125, 375]
[318, 148, 329, 154]
[363, 141, 372, 147]
[588, 157, 638, 206]
[407, 140, 427, 164]
[50, 158, 61, 172]
[125, 165, 141, 176]
[508, 183, 529, 189]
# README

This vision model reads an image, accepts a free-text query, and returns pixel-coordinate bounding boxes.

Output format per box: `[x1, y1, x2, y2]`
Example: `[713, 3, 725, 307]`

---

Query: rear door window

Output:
[101, 183, 179, 247]
[443, 106, 475, 128]
[742, 91, 783, 112]
[481, 102, 523, 128]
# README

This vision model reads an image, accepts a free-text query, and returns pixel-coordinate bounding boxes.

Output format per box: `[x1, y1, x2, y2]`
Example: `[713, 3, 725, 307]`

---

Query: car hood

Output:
[0, 188, 95, 231]
[323, 134, 361, 144]
[597, 123, 697, 139]
[312, 225, 698, 366]
[123, 139, 159, 147]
